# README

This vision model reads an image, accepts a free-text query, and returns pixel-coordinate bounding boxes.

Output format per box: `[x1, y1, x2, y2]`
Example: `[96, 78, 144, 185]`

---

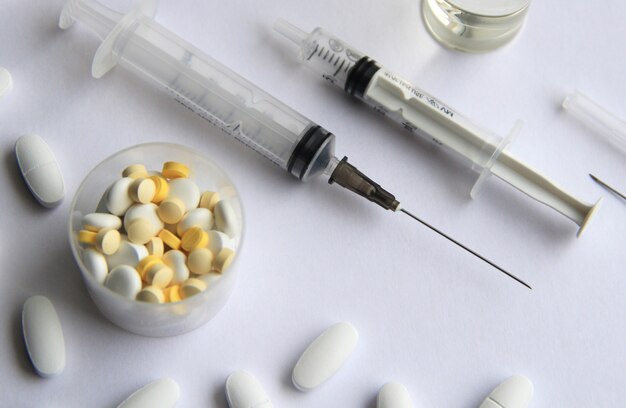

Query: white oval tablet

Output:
[117, 378, 180, 408]
[106, 177, 134, 216]
[176, 208, 213, 236]
[106, 241, 148, 269]
[82, 248, 108, 283]
[15, 134, 65, 208]
[292, 322, 358, 391]
[226, 371, 273, 408]
[479, 375, 533, 408]
[214, 200, 239, 238]
[167, 178, 200, 210]
[22, 296, 65, 378]
[104, 265, 142, 299]
[377, 382, 413, 408]
[0, 66, 13, 98]
[82, 213, 122, 232]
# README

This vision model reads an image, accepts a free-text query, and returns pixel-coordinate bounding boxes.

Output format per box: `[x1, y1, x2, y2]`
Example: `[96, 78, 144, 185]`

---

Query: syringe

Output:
[59, 0, 530, 288]
[273, 20, 602, 237]
[59, 0, 398, 210]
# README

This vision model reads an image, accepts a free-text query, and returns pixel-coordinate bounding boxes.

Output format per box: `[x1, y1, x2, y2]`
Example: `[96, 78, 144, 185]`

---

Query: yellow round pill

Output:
[181, 227, 209, 252]
[213, 248, 235, 273]
[158, 229, 181, 250]
[145, 264, 173, 289]
[187, 248, 213, 275]
[95, 229, 121, 255]
[181, 278, 206, 299]
[78, 230, 97, 245]
[199, 191, 221, 211]
[136, 286, 165, 304]
[122, 164, 148, 179]
[137, 255, 164, 278]
[146, 237, 164, 257]
[149, 176, 169, 204]
[162, 161, 190, 179]
[127, 218, 155, 245]
[129, 178, 156, 204]
[158, 197, 186, 224]
[164, 285, 182, 303]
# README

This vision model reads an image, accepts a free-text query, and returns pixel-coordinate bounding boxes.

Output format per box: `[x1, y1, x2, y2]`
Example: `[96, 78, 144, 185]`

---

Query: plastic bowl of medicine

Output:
[68, 143, 244, 337]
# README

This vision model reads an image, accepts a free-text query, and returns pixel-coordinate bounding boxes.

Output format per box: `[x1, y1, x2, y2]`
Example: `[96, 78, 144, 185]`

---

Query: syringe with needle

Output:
[273, 19, 601, 237]
[59, 0, 530, 288]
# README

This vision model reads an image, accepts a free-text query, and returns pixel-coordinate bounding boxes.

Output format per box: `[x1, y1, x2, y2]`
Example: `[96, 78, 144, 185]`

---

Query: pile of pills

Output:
[76, 161, 240, 304]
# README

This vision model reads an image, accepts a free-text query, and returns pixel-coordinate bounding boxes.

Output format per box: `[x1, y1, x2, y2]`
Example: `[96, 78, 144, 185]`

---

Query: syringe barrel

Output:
[274, 20, 503, 171]
[274, 19, 365, 92]
[61, 0, 336, 182]
[275, 20, 601, 234]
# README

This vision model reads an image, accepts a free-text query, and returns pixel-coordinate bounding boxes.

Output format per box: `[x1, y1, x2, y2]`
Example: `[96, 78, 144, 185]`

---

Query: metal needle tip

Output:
[589, 174, 626, 201]
[399, 208, 532, 290]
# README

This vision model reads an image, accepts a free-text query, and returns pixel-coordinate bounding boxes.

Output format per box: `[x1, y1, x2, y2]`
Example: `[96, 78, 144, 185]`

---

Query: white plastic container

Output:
[68, 143, 244, 337]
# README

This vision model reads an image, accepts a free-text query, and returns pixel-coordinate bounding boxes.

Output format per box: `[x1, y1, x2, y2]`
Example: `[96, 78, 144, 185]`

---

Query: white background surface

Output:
[1, 0, 625, 406]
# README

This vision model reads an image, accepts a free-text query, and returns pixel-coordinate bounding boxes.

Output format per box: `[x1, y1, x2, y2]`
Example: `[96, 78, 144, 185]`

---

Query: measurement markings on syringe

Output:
[169, 89, 285, 168]
[307, 42, 353, 77]
[381, 71, 455, 118]
[372, 104, 441, 145]
[306, 43, 319, 60]
[334, 60, 345, 76]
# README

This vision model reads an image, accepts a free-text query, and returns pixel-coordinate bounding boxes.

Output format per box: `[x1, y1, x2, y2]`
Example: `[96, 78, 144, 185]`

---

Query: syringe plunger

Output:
[274, 19, 601, 236]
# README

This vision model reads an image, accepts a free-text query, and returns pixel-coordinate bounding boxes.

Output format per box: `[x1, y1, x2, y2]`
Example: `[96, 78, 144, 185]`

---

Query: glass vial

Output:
[422, 0, 531, 53]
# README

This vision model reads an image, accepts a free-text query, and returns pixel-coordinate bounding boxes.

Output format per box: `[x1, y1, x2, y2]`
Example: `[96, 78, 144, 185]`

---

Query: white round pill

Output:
[180, 277, 206, 299]
[226, 371, 273, 408]
[22, 296, 65, 378]
[176, 208, 213, 236]
[106, 241, 148, 269]
[187, 248, 213, 275]
[96, 228, 121, 255]
[292, 322, 359, 391]
[104, 265, 142, 299]
[167, 178, 200, 210]
[82, 248, 108, 283]
[127, 218, 155, 245]
[162, 250, 189, 284]
[214, 200, 239, 238]
[479, 375, 533, 408]
[117, 378, 180, 408]
[106, 177, 134, 216]
[377, 382, 413, 408]
[198, 271, 221, 287]
[136, 286, 165, 304]
[146, 237, 164, 257]
[124, 203, 164, 234]
[207, 230, 233, 255]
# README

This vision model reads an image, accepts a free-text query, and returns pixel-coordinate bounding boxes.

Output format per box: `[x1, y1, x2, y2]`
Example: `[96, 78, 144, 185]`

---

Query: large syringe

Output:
[273, 20, 601, 236]
[59, 0, 531, 288]
[59, 0, 400, 210]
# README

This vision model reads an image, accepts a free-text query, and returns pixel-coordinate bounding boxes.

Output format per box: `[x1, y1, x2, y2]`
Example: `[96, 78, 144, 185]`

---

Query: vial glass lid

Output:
[447, 0, 530, 17]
